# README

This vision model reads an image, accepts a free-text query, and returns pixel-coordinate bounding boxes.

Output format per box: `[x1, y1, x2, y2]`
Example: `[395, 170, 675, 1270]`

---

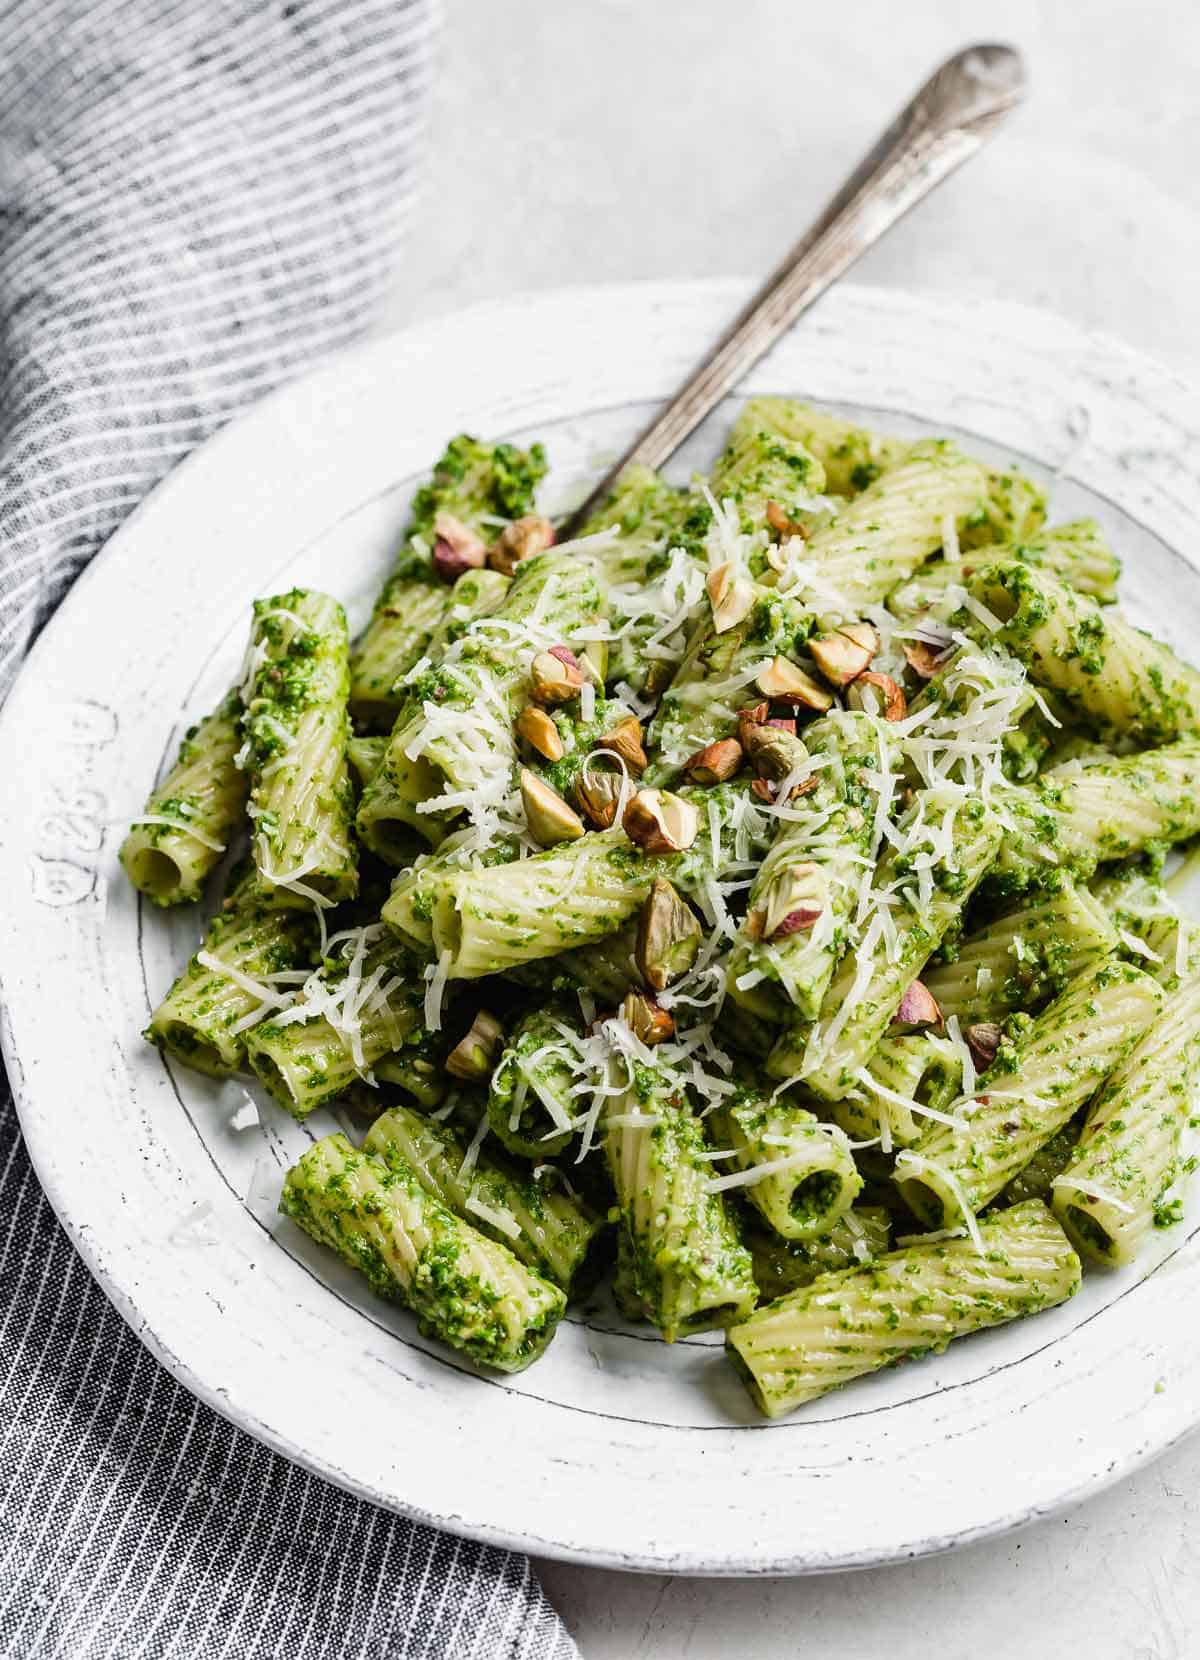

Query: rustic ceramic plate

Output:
[4, 281, 1200, 1574]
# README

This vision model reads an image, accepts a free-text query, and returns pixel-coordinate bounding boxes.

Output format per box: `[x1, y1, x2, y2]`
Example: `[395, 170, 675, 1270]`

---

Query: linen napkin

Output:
[0, 4, 579, 1655]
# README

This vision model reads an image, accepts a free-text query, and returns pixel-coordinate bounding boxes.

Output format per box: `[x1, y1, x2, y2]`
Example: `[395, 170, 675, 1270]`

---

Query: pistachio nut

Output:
[765, 500, 806, 540]
[574, 761, 626, 829]
[520, 767, 586, 846]
[903, 638, 953, 680]
[530, 647, 585, 706]
[432, 511, 487, 582]
[809, 620, 880, 689]
[515, 705, 565, 762]
[743, 723, 811, 783]
[598, 714, 647, 774]
[737, 701, 770, 747]
[623, 788, 700, 855]
[892, 980, 942, 1030]
[755, 655, 834, 712]
[849, 670, 908, 721]
[706, 561, 756, 634]
[965, 1020, 1002, 1071]
[445, 1009, 504, 1080]
[622, 989, 675, 1047]
[644, 660, 675, 696]
[635, 877, 702, 991]
[752, 861, 828, 943]
[749, 775, 818, 806]
[684, 737, 743, 785]
[487, 514, 556, 576]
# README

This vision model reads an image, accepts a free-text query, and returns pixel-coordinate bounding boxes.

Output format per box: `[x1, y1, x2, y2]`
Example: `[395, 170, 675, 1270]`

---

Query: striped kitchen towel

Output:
[0, 4, 578, 1656]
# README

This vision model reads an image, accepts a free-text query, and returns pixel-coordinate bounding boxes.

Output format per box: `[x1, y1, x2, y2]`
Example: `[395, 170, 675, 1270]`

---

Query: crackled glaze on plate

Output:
[4, 282, 1200, 1573]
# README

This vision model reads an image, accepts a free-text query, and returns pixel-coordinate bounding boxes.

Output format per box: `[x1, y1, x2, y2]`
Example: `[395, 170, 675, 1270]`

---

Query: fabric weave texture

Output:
[0, 4, 578, 1656]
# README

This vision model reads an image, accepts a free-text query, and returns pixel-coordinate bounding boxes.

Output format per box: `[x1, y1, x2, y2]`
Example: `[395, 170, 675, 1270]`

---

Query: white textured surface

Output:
[380, 2, 1200, 1652]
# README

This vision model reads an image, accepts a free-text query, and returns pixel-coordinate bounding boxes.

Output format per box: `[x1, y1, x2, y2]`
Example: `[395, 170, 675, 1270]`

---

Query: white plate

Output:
[5, 280, 1200, 1575]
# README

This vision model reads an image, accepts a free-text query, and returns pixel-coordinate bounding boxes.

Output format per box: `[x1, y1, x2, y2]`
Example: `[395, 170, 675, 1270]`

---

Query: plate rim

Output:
[5, 276, 1200, 1575]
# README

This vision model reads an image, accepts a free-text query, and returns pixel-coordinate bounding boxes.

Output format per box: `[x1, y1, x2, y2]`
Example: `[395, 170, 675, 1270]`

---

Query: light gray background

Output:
[379, 3, 1200, 1655]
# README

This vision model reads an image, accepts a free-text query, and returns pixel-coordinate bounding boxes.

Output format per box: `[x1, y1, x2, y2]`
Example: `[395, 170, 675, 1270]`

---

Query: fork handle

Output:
[563, 42, 1025, 533]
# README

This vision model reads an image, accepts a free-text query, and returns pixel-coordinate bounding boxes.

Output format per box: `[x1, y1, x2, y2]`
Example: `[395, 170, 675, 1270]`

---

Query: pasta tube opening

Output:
[790, 1169, 845, 1228]
[152, 1020, 228, 1078]
[1059, 1202, 1118, 1262]
[125, 846, 188, 902]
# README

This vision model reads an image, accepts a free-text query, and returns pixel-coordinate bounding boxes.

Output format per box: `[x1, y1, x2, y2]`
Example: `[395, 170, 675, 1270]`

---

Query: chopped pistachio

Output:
[750, 773, 818, 804]
[487, 514, 556, 576]
[809, 621, 879, 689]
[892, 980, 943, 1030]
[755, 656, 834, 712]
[743, 724, 811, 782]
[752, 861, 828, 943]
[446, 1009, 504, 1080]
[520, 767, 586, 846]
[766, 500, 807, 539]
[432, 511, 487, 581]
[530, 648, 584, 705]
[622, 990, 675, 1046]
[574, 762, 626, 829]
[644, 660, 675, 696]
[685, 737, 743, 785]
[635, 878, 702, 991]
[966, 1020, 1002, 1070]
[706, 561, 756, 633]
[623, 788, 700, 855]
[903, 639, 953, 680]
[515, 705, 565, 762]
[598, 714, 648, 774]
[851, 669, 908, 720]
[736, 702, 771, 750]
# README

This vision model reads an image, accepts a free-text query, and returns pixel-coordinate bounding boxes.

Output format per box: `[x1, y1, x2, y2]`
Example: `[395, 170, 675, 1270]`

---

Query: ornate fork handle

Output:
[564, 43, 1025, 533]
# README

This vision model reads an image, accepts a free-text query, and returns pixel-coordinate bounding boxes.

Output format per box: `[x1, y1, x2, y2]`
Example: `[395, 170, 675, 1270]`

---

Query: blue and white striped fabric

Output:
[0, 5, 578, 1655]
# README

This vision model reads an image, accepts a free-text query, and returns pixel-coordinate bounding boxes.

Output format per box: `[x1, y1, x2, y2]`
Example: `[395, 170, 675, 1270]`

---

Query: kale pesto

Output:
[128, 396, 1200, 1412]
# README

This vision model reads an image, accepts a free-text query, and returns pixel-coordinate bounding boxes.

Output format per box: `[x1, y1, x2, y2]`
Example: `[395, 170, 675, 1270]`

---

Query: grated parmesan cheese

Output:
[458, 1113, 490, 1179]
[129, 815, 226, 853]
[939, 511, 961, 564]
[893, 1149, 986, 1256]
[959, 592, 1004, 634]
[228, 1094, 260, 1132]
[1050, 1175, 1135, 1215]
[852, 1067, 967, 1132]
[705, 1147, 832, 1196]
[466, 1191, 522, 1240]
[896, 1226, 968, 1247]
[423, 949, 452, 1033]
[196, 951, 298, 1023]
[944, 1015, 977, 1097]
[1119, 929, 1162, 963]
